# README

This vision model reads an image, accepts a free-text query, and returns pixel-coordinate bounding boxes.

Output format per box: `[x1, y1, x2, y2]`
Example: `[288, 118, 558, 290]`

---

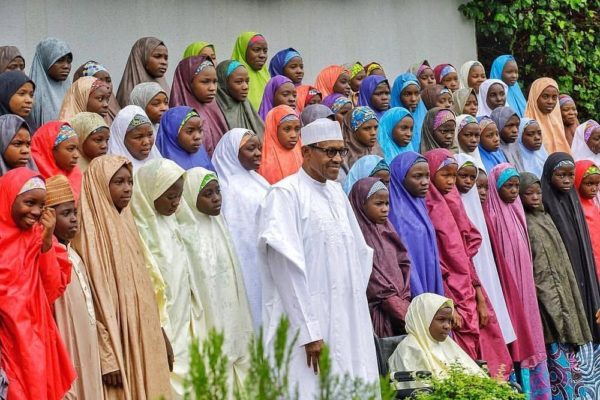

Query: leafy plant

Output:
[459, 0, 600, 120]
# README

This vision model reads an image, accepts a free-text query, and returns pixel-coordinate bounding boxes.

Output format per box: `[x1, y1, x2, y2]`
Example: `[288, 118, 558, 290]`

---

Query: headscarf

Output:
[517, 117, 548, 177]
[295, 85, 321, 112]
[454, 114, 484, 170]
[524, 77, 570, 153]
[268, 48, 302, 80]
[257, 105, 302, 184]
[365, 62, 384, 76]
[342, 106, 382, 168]
[116, 37, 170, 107]
[357, 75, 389, 119]
[0, 114, 37, 175]
[476, 79, 508, 117]
[0, 70, 37, 129]
[571, 119, 600, 165]
[433, 63, 457, 85]
[349, 177, 411, 337]
[407, 60, 431, 80]
[489, 55, 526, 117]
[482, 163, 547, 366]
[130, 82, 166, 109]
[377, 107, 416, 162]
[58, 76, 106, 120]
[322, 93, 351, 114]
[0, 46, 24, 72]
[452, 88, 477, 116]
[30, 121, 82, 200]
[459, 61, 484, 91]
[421, 84, 449, 110]
[490, 106, 525, 172]
[477, 116, 507, 173]
[390, 73, 427, 148]
[29, 37, 72, 127]
[169, 55, 228, 156]
[420, 107, 456, 153]
[559, 94, 579, 145]
[258, 75, 294, 120]
[69, 111, 109, 171]
[72, 60, 121, 123]
[574, 160, 600, 279]
[107, 105, 162, 172]
[388, 151, 444, 296]
[314, 65, 347, 98]
[182, 41, 215, 59]
[345, 61, 364, 79]
[230, 32, 270, 110]
[156, 106, 214, 170]
[300, 104, 334, 126]
[541, 153, 600, 341]
[215, 59, 265, 138]
[343, 155, 388, 194]
[387, 293, 486, 377]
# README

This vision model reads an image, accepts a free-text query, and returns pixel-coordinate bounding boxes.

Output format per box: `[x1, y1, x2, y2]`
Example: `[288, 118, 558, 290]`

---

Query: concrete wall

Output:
[1, 0, 476, 87]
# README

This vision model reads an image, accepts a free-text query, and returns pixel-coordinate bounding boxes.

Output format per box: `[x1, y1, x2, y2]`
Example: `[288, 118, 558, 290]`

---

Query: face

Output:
[245, 39, 268, 70]
[153, 177, 184, 216]
[191, 67, 217, 103]
[486, 83, 506, 110]
[418, 68, 436, 89]
[335, 103, 352, 126]
[199, 46, 216, 62]
[498, 176, 520, 203]
[350, 70, 366, 92]
[521, 123, 543, 151]
[560, 103, 578, 126]
[436, 93, 452, 109]
[227, 67, 250, 102]
[8, 82, 34, 117]
[276, 120, 301, 150]
[499, 115, 520, 143]
[370, 82, 390, 112]
[587, 129, 600, 154]
[433, 164, 458, 195]
[301, 139, 345, 182]
[476, 170, 488, 203]
[463, 93, 478, 117]
[480, 125, 500, 151]
[392, 116, 414, 148]
[333, 73, 352, 97]
[355, 119, 379, 147]
[178, 116, 204, 153]
[403, 162, 430, 197]
[364, 189, 389, 224]
[536, 85, 559, 114]
[93, 70, 113, 92]
[520, 182, 542, 211]
[401, 84, 420, 112]
[124, 124, 154, 160]
[196, 180, 222, 216]
[551, 165, 575, 193]
[457, 123, 481, 153]
[81, 127, 110, 160]
[11, 188, 46, 230]
[87, 85, 110, 117]
[579, 173, 600, 199]
[456, 165, 477, 194]
[238, 135, 262, 170]
[501, 61, 518, 86]
[283, 56, 304, 84]
[467, 64, 486, 92]
[53, 201, 78, 241]
[3, 127, 31, 168]
[274, 82, 297, 108]
[4, 56, 25, 72]
[109, 165, 133, 212]
[429, 307, 453, 342]
[433, 120, 456, 148]
[441, 72, 459, 91]
[145, 92, 169, 124]
[53, 136, 80, 171]
[372, 169, 390, 186]
[47, 54, 72, 81]
[145, 44, 168, 78]
[307, 94, 322, 106]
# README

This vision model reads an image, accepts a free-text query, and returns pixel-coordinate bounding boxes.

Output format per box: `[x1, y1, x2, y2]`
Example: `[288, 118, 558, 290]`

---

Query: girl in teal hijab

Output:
[377, 107, 416, 163]
[490, 55, 526, 117]
[391, 73, 426, 149]
[343, 155, 390, 194]
[231, 32, 270, 111]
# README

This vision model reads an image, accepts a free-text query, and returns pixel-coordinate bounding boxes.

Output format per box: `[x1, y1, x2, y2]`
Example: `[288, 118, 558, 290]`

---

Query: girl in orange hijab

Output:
[575, 160, 600, 280]
[258, 105, 302, 184]
[314, 65, 352, 98]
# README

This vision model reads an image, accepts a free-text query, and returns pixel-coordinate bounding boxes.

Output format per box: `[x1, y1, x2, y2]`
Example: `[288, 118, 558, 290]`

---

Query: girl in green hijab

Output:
[231, 32, 270, 111]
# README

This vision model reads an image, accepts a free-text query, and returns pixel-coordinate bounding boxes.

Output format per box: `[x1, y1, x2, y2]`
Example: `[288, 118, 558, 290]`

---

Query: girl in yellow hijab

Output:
[231, 32, 270, 111]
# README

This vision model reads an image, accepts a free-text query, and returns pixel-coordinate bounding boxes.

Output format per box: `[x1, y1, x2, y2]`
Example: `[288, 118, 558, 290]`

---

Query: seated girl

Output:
[0, 114, 37, 175]
[69, 111, 110, 171]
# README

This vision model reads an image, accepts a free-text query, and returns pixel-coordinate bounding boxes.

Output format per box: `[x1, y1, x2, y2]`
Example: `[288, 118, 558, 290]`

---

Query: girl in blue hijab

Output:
[377, 107, 416, 162]
[477, 116, 507, 173]
[391, 73, 427, 149]
[343, 154, 389, 194]
[357, 75, 390, 119]
[268, 48, 303, 85]
[490, 55, 526, 117]
[517, 117, 548, 177]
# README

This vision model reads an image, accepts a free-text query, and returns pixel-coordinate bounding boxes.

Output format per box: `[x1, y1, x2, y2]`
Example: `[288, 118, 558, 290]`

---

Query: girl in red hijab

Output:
[575, 160, 600, 280]
[0, 168, 75, 400]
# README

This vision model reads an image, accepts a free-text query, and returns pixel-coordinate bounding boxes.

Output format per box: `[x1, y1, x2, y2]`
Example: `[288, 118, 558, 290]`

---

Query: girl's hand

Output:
[40, 207, 56, 252]
[475, 287, 489, 328]
[452, 311, 463, 329]
[596, 309, 600, 325]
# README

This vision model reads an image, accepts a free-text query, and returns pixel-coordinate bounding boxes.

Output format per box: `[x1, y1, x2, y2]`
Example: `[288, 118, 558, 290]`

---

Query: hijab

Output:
[390, 73, 427, 148]
[107, 105, 162, 172]
[0, 114, 37, 175]
[458, 61, 484, 92]
[490, 55, 526, 117]
[322, 93, 351, 115]
[0, 46, 24, 72]
[314, 65, 347, 98]
[377, 107, 415, 162]
[433, 63, 457, 85]
[257, 105, 302, 184]
[72, 60, 121, 123]
[421, 84, 449, 110]
[29, 38, 72, 128]
[571, 119, 600, 165]
[69, 111, 109, 171]
[420, 107, 456, 153]
[343, 155, 389, 194]
[169, 55, 228, 156]
[559, 94, 579, 145]
[452, 88, 477, 116]
[541, 152, 600, 341]
[517, 117, 548, 177]
[230, 32, 270, 111]
[182, 41, 215, 59]
[295, 85, 321, 112]
[388, 151, 444, 296]
[58, 76, 105, 120]
[407, 60, 431, 81]
[342, 106, 383, 168]
[30, 121, 82, 200]
[454, 114, 484, 170]
[575, 160, 600, 279]
[130, 82, 166, 132]
[116, 37, 170, 107]
[215, 60, 265, 138]
[0, 70, 37, 129]
[156, 106, 214, 170]
[491, 106, 525, 172]
[476, 79, 508, 117]
[477, 116, 507, 173]
[357, 75, 389, 119]
[300, 104, 334, 126]
[258, 75, 294, 120]
[268, 48, 302, 81]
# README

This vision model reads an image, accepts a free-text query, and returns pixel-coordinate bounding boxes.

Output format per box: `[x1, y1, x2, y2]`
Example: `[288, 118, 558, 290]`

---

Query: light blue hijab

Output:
[377, 107, 415, 163]
[517, 117, 548, 178]
[490, 55, 526, 117]
[343, 154, 388, 194]
[391, 73, 426, 149]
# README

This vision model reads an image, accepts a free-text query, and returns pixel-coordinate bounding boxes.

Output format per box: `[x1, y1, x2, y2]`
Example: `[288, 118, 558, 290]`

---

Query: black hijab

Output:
[0, 70, 37, 130]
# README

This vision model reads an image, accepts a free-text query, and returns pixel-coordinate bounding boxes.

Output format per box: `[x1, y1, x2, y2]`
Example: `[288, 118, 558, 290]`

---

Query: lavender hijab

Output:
[258, 75, 293, 120]
[358, 75, 389, 119]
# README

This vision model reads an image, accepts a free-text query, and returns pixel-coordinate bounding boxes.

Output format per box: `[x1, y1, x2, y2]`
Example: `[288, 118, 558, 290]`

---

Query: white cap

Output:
[300, 118, 343, 146]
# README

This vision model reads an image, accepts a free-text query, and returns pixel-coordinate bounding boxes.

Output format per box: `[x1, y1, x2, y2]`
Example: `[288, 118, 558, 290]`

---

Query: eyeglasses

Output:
[308, 145, 349, 158]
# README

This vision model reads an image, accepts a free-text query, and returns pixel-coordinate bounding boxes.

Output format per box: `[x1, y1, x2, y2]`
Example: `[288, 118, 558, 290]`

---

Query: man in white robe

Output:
[258, 118, 379, 399]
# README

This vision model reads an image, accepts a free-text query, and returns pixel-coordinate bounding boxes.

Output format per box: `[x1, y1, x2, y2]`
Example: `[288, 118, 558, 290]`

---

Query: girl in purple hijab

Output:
[357, 75, 391, 119]
[388, 151, 444, 297]
[258, 75, 296, 121]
